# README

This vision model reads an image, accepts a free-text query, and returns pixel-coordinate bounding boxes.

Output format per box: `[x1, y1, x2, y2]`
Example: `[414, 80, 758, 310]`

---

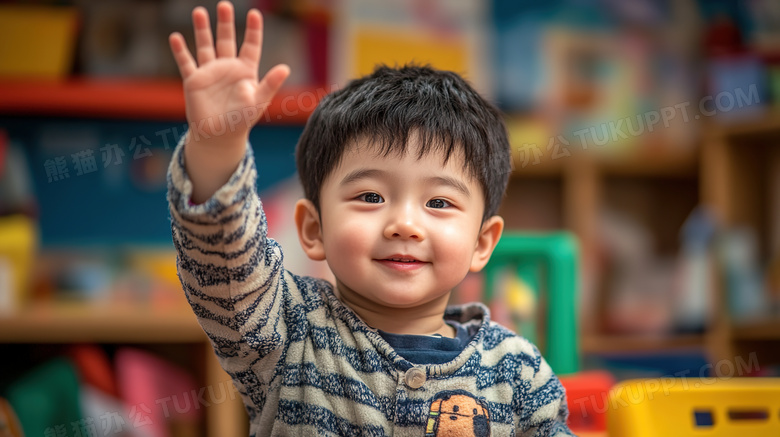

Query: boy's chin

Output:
[336, 279, 452, 309]
[366, 290, 451, 310]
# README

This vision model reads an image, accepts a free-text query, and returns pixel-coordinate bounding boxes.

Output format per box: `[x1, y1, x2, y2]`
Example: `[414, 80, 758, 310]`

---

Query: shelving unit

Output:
[505, 110, 780, 368]
[701, 110, 780, 375]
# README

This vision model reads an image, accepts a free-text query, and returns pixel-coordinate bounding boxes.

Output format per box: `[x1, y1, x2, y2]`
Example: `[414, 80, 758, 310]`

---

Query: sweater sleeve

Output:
[166, 135, 294, 411]
[518, 346, 576, 437]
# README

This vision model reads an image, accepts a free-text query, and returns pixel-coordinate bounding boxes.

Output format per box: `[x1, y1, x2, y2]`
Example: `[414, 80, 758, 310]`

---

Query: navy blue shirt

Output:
[378, 321, 475, 364]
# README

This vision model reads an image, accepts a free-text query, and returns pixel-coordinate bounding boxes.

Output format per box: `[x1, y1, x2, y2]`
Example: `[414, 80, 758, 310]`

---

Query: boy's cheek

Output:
[324, 222, 372, 255]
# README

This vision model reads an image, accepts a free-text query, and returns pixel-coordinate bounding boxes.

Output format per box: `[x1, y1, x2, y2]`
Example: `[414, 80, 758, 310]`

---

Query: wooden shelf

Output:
[0, 78, 323, 123]
[510, 143, 699, 179]
[0, 300, 205, 343]
[593, 147, 699, 177]
[732, 318, 780, 341]
[581, 333, 706, 354]
[705, 109, 780, 138]
[511, 153, 565, 177]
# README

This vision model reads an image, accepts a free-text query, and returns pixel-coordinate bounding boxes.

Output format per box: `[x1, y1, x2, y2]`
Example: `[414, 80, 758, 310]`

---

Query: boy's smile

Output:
[296, 134, 504, 335]
[376, 254, 428, 272]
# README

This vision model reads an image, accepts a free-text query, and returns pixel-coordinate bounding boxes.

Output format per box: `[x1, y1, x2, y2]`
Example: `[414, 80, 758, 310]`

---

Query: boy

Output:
[167, 1, 573, 435]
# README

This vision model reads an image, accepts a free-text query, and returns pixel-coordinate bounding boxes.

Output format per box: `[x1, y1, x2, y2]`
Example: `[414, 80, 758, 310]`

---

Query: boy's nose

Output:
[384, 206, 424, 241]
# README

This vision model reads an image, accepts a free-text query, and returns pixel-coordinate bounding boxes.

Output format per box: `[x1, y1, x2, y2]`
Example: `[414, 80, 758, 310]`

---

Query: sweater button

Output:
[404, 367, 426, 389]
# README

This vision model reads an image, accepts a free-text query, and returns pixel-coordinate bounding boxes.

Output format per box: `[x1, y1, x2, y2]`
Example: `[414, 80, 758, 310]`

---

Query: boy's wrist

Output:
[182, 131, 250, 204]
[183, 129, 249, 150]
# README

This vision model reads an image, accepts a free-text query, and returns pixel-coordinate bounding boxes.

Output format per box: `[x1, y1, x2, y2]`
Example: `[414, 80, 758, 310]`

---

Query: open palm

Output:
[169, 1, 289, 140]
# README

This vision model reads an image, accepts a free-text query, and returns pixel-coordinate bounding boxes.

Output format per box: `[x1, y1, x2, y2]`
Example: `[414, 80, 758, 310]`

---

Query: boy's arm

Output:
[167, 135, 283, 411]
[166, 1, 295, 408]
[168, 1, 289, 203]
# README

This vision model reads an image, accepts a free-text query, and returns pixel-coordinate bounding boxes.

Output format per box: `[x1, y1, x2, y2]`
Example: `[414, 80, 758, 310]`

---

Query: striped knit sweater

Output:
[167, 139, 574, 436]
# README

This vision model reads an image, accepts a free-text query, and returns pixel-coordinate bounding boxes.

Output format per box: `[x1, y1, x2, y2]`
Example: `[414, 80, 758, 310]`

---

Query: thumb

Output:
[255, 64, 291, 107]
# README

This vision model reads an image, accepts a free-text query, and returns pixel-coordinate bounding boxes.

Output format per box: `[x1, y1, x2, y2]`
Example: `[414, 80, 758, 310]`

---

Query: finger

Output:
[169, 32, 197, 79]
[255, 64, 291, 108]
[238, 9, 262, 67]
[215, 1, 237, 58]
[192, 6, 215, 65]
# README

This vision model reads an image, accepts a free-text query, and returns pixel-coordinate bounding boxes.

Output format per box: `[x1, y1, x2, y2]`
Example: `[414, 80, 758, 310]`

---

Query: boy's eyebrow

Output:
[340, 168, 385, 186]
[340, 168, 471, 198]
[426, 176, 471, 198]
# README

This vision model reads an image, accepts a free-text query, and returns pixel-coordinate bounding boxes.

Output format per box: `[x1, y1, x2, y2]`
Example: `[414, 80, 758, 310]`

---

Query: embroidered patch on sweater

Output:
[425, 390, 491, 436]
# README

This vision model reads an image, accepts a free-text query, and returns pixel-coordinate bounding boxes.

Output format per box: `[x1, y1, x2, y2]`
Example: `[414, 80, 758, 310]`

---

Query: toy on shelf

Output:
[5, 358, 82, 436]
[483, 232, 580, 375]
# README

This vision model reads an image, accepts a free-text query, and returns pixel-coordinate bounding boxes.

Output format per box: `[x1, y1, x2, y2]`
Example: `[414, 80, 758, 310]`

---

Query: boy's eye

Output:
[426, 198, 450, 209]
[359, 192, 384, 203]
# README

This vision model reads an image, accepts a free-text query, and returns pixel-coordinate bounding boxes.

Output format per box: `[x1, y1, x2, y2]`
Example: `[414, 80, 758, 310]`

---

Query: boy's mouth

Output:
[380, 254, 425, 262]
[376, 254, 428, 271]
[386, 256, 420, 263]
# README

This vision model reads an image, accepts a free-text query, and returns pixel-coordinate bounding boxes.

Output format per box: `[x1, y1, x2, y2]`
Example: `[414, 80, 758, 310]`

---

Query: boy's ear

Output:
[469, 215, 504, 272]
[294, 198, 326, 261]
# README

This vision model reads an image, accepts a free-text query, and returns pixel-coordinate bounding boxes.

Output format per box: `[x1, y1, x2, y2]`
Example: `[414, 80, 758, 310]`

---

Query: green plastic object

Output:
[6, 358, 82, 436]
[484, 232, 580, 375]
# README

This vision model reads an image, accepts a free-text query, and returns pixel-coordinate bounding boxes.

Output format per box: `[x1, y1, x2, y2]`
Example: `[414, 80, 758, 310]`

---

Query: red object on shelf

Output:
[559, 370, 615, 432]
[0, 78, 324, 123]
[68, 344, 119, 398]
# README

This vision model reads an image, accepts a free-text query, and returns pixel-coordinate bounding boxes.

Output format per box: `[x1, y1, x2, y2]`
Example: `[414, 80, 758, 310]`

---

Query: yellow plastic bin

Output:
[0, 5, 79, 78]
[608, 377, 780, 437]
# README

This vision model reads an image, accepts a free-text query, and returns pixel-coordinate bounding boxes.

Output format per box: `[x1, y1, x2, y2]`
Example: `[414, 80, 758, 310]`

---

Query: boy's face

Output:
[304, 136, 503, 310]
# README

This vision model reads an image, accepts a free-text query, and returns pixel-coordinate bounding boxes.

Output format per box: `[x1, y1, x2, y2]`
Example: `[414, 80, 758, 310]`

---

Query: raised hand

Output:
[169, 1, 290, 142]
[168, 1, 289, 203]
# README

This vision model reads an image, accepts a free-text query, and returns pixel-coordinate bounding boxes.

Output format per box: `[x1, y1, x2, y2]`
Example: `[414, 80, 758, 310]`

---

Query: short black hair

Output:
[295, 64, 511, 222]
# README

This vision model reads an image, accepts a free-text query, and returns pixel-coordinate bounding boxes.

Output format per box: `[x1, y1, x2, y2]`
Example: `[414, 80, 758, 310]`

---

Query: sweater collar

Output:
[322, 283, 492, 376]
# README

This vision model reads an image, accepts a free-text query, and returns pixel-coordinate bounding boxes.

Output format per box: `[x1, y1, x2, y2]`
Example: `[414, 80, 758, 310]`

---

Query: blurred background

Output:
[1, 0, 779, 435]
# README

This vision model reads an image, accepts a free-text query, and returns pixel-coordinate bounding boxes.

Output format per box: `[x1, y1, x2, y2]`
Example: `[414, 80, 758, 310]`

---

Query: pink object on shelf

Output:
[115, 348, 200, 437]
